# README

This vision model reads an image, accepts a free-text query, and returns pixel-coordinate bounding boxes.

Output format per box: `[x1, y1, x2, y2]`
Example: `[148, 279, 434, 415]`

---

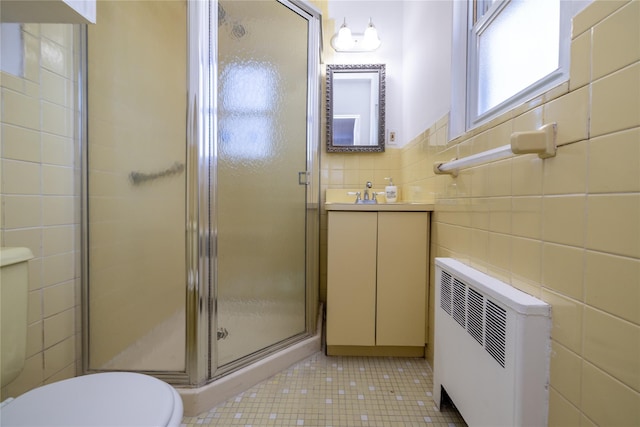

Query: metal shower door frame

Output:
[193, 0, 322, 385]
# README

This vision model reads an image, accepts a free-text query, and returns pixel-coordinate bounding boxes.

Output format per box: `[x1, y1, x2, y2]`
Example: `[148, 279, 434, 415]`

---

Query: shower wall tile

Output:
[469, 228, 489, 268]
[581, 361, 640, 427]
[43, 281, 75, 318]
[0, 70, 24, 92]
[1, 124, 41, 163]
[40, 37, 68, 77]
[583, 306, 640, 391]
[27, 290, 42, 324]
[548, 388, 581, 427]
[43, 308, 75, 349]
[511, 196, 542, 239]
[42, 196, 75, 226]
[416, 2, 640, 424]
[487, 197, 511, 234]
[513, 105, 543, 133]
[510, 236, 542, 289]
[1, 22, 80, 400]
[41, 24, 71, 48]
[569, 30, 591, 91]
[42, 252, 74, 288]
[571, 0, 629, 38]
[43, 362, 75, 386]
[42, 165, 74, 195]
[581, 414, 599, 427]
[22, 31, 42, 83]
[2, 195, 42, 229]
[40, 69, 69, 106]
[542, 140, 588, 195]
[43, 336, 75, 379]
[27, 258, 43, 292]
[591, 0, 640, 80]
[590, 62, 640, 137]
[1, 89, 41, 129]
[486, 158, 511, 197]
[549, 341, 582, 407]
[41, 134, 74, 167]
[542, 290, 583, 355]
[26, 321, 43, 357]
[542, 195, 586, 247]
[584, 251, 640, 325]
[588, 128, 640, 194]
[42, 226, 74, 256]
[511, 155, 543, 196]
[486, 232, 510, 281]
[586, 194, 640, 258]
[470, 165, 489, 197]
[1, 159, 41, 194]
[41, 101, 72, 137]
[541, 243, 584, 301]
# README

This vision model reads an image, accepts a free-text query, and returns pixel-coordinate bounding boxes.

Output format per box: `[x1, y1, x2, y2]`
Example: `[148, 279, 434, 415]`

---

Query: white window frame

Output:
[449, 0, 589, 140]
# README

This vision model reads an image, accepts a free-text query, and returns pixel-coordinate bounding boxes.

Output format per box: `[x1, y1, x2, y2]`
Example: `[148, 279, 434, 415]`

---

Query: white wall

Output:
[326, 0, 454, 147]
[402, 0, 453, 144]
[326, 1, 404, 146]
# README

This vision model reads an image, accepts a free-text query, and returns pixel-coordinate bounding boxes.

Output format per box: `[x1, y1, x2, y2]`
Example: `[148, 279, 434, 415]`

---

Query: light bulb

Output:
[335, 18, 354, 50]
[362, 18, 381, 50]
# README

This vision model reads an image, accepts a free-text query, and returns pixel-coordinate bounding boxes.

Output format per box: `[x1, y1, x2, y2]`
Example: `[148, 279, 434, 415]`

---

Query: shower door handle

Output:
[298, 171, 310, 185]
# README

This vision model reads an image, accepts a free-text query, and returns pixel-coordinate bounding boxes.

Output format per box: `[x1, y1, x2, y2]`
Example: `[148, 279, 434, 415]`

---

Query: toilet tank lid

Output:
[0, 247, 34, 267]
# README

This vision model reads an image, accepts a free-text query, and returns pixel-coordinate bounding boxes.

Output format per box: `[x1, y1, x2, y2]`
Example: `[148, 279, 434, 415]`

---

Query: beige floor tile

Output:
[182, 351, 466, 427]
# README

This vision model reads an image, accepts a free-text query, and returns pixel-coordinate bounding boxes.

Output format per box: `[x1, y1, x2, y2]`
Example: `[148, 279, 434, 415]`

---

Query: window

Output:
[450, 0, 589, 138]
[1, 24, 23, 77]
[219, 63, 277, 160]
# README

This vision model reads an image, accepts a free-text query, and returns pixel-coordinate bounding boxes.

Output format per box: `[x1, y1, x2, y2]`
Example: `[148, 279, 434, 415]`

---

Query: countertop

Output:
[324, 202, 434, 212]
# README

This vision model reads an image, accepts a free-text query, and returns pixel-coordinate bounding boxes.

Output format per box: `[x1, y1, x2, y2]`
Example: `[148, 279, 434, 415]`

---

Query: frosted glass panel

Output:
[478, 0, 559, 114]
[217, 0, 308, 366]
[87, 1, 187, 371]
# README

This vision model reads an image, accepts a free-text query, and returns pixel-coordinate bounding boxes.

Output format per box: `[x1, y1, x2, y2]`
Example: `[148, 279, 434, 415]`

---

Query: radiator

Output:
[433, 258, 551, 426]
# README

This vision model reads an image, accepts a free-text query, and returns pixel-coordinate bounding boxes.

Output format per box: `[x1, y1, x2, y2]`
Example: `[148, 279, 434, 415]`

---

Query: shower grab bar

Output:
[433, 123, 556, 177]
[130, 161, 185, 185]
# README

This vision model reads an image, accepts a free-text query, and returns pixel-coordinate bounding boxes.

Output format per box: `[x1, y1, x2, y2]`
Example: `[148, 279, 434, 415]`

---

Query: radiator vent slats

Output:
[440, 271, 452, 315]
[453, 279, 466, 328]
[486, 301, 507, 367]
[439, 270, 507, 369]
[467, 288, 484, 346]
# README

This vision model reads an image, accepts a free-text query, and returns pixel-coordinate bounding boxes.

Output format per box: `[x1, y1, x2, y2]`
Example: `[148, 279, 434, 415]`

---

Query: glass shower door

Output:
[85, 0, 187, 373]
[216, 0, 310, 366]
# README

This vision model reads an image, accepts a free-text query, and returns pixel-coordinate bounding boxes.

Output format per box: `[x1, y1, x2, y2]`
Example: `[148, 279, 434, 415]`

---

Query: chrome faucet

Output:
[350, 181, 377, 204]
[363, 181, 372, 201]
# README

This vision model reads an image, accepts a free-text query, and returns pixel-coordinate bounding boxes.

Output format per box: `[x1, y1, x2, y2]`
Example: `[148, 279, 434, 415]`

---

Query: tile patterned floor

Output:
[181, 351, 466, 427]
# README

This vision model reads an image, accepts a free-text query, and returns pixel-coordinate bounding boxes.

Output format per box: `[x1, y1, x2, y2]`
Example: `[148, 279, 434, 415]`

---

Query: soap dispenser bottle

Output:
[384, 177, 398, 203]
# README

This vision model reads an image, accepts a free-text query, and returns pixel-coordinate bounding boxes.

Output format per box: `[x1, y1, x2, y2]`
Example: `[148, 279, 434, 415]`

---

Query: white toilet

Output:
[0, 247, 183, 427]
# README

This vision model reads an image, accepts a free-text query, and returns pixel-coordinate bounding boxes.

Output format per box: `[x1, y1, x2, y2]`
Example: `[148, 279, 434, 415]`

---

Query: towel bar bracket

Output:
[433, 123, 557, 176]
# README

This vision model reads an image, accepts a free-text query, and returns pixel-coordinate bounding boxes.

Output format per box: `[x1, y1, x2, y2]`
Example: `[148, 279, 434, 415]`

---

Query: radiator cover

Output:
[434, 258, 551, 426]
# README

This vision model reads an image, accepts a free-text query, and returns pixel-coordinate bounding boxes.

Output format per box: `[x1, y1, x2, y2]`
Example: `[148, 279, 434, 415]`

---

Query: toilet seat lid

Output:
[1, 372, 182, 427]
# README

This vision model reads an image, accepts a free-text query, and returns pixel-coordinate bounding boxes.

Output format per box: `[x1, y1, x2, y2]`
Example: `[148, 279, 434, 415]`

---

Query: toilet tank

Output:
[1, 247, 34, 388]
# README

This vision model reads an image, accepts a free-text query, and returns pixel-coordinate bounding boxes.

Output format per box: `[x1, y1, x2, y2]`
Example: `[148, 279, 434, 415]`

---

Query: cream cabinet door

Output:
[327, 211, 377, 346]
[376, 212, 428, 346]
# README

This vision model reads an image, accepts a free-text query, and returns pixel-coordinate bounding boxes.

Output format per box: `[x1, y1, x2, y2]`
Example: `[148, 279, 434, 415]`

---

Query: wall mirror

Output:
[326, 64, 385, 153]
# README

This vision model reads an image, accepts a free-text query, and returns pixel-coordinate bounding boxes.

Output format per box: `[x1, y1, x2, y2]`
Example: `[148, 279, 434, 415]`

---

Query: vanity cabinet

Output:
[326, 210, 429, 356]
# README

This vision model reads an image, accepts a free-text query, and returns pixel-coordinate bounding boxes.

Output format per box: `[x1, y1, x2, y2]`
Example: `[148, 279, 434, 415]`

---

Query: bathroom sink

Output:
[355, 199, 377, 204]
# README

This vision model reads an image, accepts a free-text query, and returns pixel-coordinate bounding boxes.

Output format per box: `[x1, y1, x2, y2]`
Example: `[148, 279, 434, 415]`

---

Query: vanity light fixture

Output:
[331, 17, 381, 52]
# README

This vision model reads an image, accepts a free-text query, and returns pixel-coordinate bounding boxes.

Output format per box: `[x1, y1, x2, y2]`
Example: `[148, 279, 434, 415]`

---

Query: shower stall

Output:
[82, 0, 322, 400]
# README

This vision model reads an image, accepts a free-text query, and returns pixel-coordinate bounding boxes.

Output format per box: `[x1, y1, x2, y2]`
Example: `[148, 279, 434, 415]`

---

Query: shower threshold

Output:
[177, 305, 323, 416]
